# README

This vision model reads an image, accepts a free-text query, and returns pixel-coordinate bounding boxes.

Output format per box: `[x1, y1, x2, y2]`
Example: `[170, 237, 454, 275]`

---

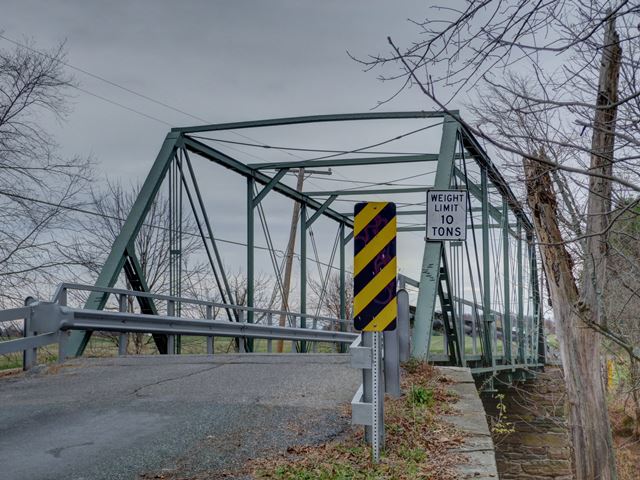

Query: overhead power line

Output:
[0, 189, 348, 274]
[0, 34, 291, 160]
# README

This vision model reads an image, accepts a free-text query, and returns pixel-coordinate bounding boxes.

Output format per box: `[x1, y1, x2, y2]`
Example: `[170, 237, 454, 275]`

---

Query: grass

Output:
[428, 333, 505, 355]
[0, 334, 342, 371]
[409, 385, 435, 407]
[249, 360, 464, 480]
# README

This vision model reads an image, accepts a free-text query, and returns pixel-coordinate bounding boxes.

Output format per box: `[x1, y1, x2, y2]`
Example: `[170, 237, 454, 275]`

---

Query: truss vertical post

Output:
[65, 132, 181, 357]
[517, 221, 525, 364]
[481, 166, 495, 371]
[412, 117, 458, 358]
[300, 204, 308, 353]
[169, 152, 183, 354]
[246, 177, 255, 352]
[502, 199, 512, 364]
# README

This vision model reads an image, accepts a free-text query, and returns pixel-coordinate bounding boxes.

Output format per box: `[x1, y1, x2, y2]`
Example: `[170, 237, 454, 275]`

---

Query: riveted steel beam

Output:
[66, 132, 181, 357]
[306, 195, 337, 226]
[182, 136, 352, 227]
[248, 154, 439, 170]
[253, 168, 288, 205]
[412, 116, 458, 358]
[172, 111, 455, 134]
[305, 186, 427, 197]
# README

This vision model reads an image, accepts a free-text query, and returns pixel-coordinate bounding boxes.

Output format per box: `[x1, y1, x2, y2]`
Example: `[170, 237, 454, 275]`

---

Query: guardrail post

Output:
[372, 331, 384, 459]
[118, 294, 128, 356]
[383, 328, 401, 397]
[267, 313, 273, 353]
[206, 305, 214, 354]
[57, 288, 69, 364]
[238, 309, 246, 353]
[22, 298, 37, 370]
[362, 331, 373, 444]
[312, 317, 318, 353]
[167, 300, 176, 354]
[397, 289, 410, 362]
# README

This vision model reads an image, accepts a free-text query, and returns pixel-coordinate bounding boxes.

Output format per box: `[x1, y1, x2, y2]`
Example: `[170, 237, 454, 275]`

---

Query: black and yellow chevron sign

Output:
[353, 202, 397, 331]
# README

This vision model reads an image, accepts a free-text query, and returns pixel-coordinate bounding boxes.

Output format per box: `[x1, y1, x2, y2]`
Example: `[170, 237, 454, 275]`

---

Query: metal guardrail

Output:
[0, 283, 357, 370]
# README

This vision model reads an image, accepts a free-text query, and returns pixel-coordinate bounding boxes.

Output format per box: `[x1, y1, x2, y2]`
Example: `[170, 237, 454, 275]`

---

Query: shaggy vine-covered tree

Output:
[356, 2, 640, 478]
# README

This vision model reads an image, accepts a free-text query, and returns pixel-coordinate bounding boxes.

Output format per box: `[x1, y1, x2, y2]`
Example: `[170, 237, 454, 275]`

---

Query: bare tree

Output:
[354, 2, 640, 477]
[308, 272, 353, 321]
[605, 201, 640, 438]
[66, 181, 207, 353]
[0, 39, 92, 308]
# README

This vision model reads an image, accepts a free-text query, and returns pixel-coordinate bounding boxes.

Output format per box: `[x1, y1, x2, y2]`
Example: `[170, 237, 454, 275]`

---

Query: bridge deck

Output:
[0, 354, 359, 480]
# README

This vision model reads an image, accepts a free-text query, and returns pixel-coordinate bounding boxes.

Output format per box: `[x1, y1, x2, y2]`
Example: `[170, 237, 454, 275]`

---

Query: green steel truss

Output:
[66, 111, 542, 380]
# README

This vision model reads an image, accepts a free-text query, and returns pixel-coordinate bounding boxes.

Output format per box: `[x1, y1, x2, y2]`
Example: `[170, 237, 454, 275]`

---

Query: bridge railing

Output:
[0, 283, 357, 370]
[398, 273, 544, 378]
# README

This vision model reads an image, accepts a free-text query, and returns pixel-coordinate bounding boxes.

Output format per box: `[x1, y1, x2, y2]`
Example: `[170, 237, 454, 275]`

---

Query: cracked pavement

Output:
[0, 354, 359, 480]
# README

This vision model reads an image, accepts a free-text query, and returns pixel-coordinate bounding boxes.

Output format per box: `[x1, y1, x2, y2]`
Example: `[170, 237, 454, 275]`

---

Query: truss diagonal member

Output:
[181, 149, 237, 320]
[181, 136, 352, 227]
[176, 156, 234, 322]
[253, 168, 289, 205]
[65, 132, 182, 357]
[122, 247, 167, 353]
[306, 195, 337, 226]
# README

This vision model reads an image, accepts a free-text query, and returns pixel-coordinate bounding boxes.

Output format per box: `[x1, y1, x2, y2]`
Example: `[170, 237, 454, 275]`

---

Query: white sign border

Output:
[425, 188, 469, 242]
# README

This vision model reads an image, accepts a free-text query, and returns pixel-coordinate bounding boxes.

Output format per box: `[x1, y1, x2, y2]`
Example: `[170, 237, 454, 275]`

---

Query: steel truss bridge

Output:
[0, 111, 543, 388]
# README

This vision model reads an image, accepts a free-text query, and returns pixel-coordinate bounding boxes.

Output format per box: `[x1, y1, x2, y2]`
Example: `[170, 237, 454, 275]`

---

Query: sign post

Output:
[426, 190, 468, 241]
[353, 201, 397, 463]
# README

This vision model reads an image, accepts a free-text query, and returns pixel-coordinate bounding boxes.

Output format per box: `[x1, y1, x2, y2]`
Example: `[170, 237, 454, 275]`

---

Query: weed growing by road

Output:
[251, 361, 464, 480]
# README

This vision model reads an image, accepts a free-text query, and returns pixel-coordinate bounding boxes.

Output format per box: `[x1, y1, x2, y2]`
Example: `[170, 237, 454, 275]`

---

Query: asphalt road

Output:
[0, 354, 359, 480]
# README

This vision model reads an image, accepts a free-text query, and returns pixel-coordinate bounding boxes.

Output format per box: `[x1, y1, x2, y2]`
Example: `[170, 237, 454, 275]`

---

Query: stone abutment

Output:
[480, 367, 575, 480]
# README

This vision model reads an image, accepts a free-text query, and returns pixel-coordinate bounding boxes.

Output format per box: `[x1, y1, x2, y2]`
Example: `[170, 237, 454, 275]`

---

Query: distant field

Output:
[0, 334, 341, 371]
[2, 330, 513, 371]
[428, 333, 506, 355]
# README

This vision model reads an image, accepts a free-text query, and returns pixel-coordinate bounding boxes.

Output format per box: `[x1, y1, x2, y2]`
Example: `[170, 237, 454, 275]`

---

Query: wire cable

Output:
[0, 189, 348, 274]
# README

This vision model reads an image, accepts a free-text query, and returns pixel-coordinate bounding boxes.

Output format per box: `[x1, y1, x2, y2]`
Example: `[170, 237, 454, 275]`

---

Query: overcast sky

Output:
[3, 1, 472, 290]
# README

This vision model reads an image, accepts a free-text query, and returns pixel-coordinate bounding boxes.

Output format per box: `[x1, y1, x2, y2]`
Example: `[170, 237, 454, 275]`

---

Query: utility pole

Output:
[275, 167, 332, 352]
[277, 169, 305, 352]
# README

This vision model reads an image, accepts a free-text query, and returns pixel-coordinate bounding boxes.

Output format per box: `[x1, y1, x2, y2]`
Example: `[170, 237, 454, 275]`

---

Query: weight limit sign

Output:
[353, 202, 397, 332]
[426, 190, 468, 241]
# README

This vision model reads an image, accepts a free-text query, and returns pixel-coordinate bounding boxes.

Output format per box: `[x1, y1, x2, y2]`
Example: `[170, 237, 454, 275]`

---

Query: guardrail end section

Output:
[351, 385, 372, 426]
[349, 334, 372, 369]
[29, 302, 70, 333]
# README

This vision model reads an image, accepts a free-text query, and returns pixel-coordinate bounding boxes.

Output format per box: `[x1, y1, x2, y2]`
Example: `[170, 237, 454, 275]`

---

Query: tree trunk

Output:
[524, 157, 616, 480]
[630, 357, 640, 439]
[522, 16, 621, 479]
